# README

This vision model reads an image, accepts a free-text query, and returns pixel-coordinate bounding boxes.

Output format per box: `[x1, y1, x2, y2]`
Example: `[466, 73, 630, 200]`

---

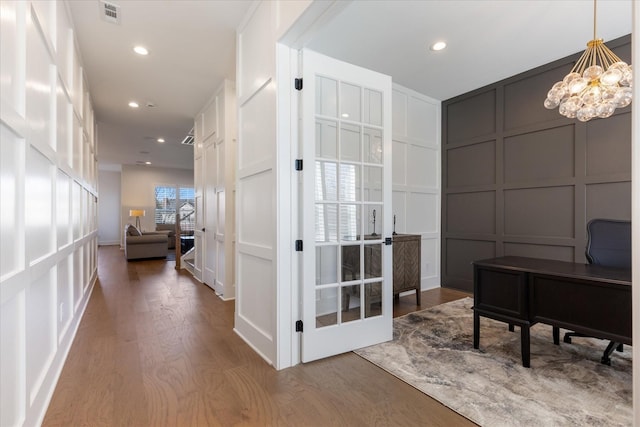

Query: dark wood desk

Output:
[473, 256, 631, 367]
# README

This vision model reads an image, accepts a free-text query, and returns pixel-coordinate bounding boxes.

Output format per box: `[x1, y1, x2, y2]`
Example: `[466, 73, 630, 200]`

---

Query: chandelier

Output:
[544, 0, 632, 122]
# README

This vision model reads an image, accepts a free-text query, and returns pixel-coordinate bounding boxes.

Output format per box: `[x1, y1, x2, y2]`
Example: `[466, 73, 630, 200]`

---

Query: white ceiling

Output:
[69, 0, 252, 171]
[306, 0, 633, 101]
[70, 0, 633, 172]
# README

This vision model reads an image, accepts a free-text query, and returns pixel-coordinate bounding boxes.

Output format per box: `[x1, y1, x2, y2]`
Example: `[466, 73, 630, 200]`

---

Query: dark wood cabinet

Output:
[392, 234, 421, 305]
[341, 234, 421, 306]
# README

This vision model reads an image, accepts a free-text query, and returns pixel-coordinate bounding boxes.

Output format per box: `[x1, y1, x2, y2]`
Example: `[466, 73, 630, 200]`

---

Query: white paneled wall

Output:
[0, 1, 98, 426]
[236, 1, 278, 365]
[235, 1, 311, 368]
[391, 84, 441, 289]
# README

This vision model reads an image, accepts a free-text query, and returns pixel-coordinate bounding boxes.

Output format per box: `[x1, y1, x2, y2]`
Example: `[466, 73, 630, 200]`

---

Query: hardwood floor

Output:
[43, 246, 475, 426]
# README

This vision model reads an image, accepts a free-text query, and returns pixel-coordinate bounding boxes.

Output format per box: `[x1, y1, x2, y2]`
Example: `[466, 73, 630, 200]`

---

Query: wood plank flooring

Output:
[43, 245, 475, 426]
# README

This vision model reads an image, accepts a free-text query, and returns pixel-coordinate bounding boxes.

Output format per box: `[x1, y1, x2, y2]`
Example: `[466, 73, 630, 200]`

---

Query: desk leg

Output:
[521, 326, 530, 368]
[473, 311, 480, 349]
[552, 326, 560, 345]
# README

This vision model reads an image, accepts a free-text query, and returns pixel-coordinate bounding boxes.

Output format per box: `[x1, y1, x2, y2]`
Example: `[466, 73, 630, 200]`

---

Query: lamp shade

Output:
[129, 209, 145, 217]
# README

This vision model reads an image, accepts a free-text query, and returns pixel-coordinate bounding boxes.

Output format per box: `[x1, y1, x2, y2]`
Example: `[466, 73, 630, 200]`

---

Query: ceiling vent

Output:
[99, 1, 121, 24]
[181, 128, 194, 146]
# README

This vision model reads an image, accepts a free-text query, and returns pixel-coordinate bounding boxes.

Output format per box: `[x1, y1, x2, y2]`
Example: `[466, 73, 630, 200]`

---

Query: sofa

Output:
[155, 223, 176, 249]
[124, 224, 168, 260]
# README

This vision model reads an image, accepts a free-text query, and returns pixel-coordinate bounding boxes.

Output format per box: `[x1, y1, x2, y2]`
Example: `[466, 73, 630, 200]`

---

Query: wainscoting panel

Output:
[446, 90, 496, 143]
[503, 63, 573, 130]
[503, 242, 574, 262]
[503, 126, 575, 183]
[446, 140, 496, 188]
[504, 186, 575, 238]
[447, 192, 496, 235]
[445, 239, 496, 282]
[585, 112, 632, 177]
[586, 182, 632, 222]
[442, 35, 631, 292]
[392, 84, 441, 290]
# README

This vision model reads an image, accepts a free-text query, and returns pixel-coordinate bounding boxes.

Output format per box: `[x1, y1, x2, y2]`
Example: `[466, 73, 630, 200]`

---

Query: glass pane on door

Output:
[316, 77, 338, 117]
[339, 164, 360, 202]
[364, 166, 382, 202]
[341, 244, 360, 282]
[363, 127, 383, 164]
[364, 243, 382, 279]
[340, 123, 361, 162]
[340, 82, 361, 121]
[341, 284, 361, 323]
[316, 119, 338, 158]
[364, 89, 383, 126]
[315, 204, 337, 242]
[316, 287, 338, 328]
[316, 245, 337, 285]
[365, 205, 383, 237]
[340, 205, 360, 241]
[364, 282, 383, 318]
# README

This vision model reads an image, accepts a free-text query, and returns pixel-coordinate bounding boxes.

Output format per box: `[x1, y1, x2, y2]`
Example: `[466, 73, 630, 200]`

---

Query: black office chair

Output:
[563, 218, 632, 365]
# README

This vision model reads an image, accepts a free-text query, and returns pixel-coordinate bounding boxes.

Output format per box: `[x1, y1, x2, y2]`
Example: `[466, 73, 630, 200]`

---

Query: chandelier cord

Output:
[593, 0, 597, 42]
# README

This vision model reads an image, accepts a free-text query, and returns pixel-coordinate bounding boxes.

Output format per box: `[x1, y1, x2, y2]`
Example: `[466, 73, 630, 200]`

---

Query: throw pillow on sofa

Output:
[127, 224, 142, 236]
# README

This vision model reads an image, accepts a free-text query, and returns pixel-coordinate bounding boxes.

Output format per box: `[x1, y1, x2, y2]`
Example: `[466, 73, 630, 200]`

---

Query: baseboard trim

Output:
[31, 272, 97, 427]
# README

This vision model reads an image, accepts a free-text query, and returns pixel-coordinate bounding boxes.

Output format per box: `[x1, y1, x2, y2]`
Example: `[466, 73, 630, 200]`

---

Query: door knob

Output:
[201, 228, 206, 232]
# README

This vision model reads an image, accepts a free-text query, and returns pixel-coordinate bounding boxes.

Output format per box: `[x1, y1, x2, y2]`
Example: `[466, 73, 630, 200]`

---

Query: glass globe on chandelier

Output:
[544, 0, 632, 122]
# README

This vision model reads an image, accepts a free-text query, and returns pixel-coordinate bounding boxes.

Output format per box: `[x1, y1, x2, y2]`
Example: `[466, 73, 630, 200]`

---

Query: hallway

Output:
[43, 246, 472, 426]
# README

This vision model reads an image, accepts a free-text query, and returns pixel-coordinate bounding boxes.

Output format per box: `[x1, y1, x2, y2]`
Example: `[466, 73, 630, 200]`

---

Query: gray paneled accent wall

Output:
[441, 35, 631, 292]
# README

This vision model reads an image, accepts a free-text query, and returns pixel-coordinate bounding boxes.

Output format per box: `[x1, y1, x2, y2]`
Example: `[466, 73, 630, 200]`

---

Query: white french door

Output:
[300, 49, 393, 362]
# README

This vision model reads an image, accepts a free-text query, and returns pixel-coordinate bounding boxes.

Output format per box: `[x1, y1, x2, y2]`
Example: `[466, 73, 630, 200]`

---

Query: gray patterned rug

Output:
[354, 298, 632, 426]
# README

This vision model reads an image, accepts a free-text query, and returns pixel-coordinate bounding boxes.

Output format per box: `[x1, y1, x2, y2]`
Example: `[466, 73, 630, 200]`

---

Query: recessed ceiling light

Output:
[133, 46, 149, 55]
[128, 101, 139, 108]
[430, 41, 447, 51]
[341, 113, 349, 118]
[145, 161, 152, 165]
[157, 138, 165, 143]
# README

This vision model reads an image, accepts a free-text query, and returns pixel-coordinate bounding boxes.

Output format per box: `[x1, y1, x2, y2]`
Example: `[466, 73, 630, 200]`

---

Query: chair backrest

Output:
[585, 219, 631, 269]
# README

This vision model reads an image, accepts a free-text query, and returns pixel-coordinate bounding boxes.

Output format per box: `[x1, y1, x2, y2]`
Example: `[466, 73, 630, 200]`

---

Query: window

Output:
[155, 186, 195, 232]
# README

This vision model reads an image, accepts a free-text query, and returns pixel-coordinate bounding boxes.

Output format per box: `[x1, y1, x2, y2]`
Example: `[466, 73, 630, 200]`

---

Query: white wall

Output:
[391, 83, 441, 290]
[120, 165, 194, 242]
[97, 169, 121, 245]
[235, 0, 312, 369]
[0, 1, 98, 425]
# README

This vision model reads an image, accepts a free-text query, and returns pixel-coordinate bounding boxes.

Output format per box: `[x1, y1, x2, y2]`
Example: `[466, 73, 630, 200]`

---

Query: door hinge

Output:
[294, 78, 303, 91]
[295, 320, 303, 332]
[295, 159, 303, 171]
[295, 240, 303, 251]
[385, 237, 393, 246]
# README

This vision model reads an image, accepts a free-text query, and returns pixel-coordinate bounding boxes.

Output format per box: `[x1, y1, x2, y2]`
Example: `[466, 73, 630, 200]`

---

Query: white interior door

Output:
[301, 49, 393, 362]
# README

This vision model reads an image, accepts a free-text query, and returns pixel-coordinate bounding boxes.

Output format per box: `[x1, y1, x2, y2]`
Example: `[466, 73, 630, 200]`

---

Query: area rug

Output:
[354, 298, 632, 426]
